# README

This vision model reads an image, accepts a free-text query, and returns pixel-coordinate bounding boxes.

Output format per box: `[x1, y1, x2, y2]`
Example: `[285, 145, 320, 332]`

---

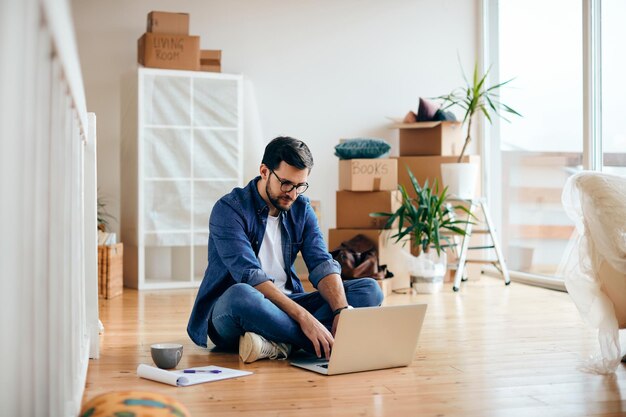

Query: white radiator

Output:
[0, 0, 99, 416]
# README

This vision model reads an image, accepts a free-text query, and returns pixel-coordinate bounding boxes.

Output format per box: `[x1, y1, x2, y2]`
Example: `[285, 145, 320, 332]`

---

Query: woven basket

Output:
[98, 243, 123, 299]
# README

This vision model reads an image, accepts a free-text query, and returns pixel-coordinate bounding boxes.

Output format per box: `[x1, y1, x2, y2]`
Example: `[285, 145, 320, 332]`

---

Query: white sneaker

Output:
[239, 332, 291, 363]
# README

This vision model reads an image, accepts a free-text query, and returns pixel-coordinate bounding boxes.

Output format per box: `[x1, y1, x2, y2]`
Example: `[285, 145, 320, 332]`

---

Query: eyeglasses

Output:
[270, 170, 309, 194]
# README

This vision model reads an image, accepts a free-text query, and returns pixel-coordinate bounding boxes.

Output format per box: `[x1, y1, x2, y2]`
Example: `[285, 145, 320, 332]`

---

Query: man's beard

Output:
[266, 183, 295, 212]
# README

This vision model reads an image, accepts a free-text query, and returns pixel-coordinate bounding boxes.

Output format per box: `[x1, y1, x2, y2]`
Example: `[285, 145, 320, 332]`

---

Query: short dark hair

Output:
[261, 136, 314, 171]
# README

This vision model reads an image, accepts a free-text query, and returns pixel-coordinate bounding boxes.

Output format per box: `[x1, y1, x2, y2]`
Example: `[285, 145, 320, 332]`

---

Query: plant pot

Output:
[440, 162, 479, 199]
[403, 250, 447, 293]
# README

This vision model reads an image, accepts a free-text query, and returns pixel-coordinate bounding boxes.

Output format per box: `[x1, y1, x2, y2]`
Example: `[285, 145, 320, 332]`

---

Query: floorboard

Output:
[83, 276, 626, 416]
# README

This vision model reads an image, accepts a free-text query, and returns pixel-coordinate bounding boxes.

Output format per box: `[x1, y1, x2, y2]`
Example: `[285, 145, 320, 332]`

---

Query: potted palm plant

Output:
[371, 167, 473, 293]
[97, 195, 114, 232]
[435, 62, 521, 198]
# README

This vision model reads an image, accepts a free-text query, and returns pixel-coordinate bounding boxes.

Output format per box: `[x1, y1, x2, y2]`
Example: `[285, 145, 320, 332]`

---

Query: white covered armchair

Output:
[561, 171, 626, 374]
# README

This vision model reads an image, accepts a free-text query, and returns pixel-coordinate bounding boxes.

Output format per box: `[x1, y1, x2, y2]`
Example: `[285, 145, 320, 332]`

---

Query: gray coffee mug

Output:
[151, 343, 183, 369]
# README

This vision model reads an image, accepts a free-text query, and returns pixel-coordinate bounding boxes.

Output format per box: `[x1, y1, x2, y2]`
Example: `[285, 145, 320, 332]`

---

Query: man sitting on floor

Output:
[187, 136, 383, 363]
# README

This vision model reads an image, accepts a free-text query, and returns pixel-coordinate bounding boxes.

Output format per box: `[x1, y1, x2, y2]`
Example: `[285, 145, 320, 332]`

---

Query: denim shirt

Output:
[187, 176, 341, 347]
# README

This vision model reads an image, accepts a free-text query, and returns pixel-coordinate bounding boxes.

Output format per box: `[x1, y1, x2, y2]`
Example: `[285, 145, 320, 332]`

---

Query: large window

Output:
[601, 0, 626, 175]
[497, 0, 582, 276]
[493, 0, 626, 279]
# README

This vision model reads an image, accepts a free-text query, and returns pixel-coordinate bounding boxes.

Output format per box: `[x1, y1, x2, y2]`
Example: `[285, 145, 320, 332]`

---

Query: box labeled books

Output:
[338, 158, 397, 191]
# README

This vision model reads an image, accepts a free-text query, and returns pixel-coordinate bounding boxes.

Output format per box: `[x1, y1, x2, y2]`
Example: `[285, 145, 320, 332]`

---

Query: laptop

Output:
[290, 304, 427, 375]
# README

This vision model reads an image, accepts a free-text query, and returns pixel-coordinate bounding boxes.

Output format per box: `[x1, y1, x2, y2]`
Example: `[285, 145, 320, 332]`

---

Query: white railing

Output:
[0, 0, 98, 416]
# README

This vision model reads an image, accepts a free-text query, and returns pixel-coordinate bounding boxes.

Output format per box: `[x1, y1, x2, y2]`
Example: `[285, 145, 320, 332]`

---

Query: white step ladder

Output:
[448, 198, 510, 291]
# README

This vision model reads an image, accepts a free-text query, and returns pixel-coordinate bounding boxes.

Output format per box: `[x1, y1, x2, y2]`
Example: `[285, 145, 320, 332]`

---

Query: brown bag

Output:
[330, 234, 393, 280]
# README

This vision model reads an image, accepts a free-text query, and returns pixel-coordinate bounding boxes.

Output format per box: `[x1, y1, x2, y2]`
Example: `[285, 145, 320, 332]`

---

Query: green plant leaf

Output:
[485, 95, 498, 112]
[472, 62, 479, 91]
[501, 103, 522, 117]
[398, 208, 405, 232]
[433, 218, 442, 255]
[379, 167, 475, 252]
[447, 229, 468, 238]
[480, 105, 493, 123]
[486, 77, 516, 92]
[369, 212, 391, 217]
[406, 165, 422, 197]
[435, 60, 521, 159]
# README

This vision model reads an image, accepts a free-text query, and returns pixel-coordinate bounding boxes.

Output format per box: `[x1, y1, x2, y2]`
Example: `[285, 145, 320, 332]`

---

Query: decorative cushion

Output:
[334, 138, 391, 160]
[416, 97, 441, 121]
[402, 111, 417, 123]
[80, 391, 192, 417]
[434, 109, 458, 121]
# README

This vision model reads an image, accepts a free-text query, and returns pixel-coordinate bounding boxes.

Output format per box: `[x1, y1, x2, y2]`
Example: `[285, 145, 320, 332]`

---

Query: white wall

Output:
[73, 0, 478, 238]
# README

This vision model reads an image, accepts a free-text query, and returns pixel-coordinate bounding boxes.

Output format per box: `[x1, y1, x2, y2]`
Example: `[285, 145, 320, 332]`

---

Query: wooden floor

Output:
[84, 276, 626, 417]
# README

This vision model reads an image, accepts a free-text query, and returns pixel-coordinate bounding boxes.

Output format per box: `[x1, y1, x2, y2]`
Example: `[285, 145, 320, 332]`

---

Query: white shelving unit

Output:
[121, 68, 243, 289]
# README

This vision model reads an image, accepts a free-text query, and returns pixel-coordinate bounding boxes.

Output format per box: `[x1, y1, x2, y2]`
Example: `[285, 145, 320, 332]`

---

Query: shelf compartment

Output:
[143, 127, 191, 178]
[144, 231, 191, 247]
[144, 181, 191, 232]
[193, 129, 239, 179]
[144, 246, 192, 282]
[143, 74, 191, 126]
[193, 180, 238, 231]
[193, 77, 238, 127]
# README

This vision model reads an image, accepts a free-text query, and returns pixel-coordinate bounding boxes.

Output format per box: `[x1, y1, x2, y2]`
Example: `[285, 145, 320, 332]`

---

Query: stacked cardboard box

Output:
[331, 156, 411, 295]
[393, 121, 480, 196]
[393, 121, 482, 280]
[397, 154, 481, 200]
[200, 50, 222, 72]
[138, 12, 199, 70]
[138, 11, 222, 72]
[396, 121, 464, 156]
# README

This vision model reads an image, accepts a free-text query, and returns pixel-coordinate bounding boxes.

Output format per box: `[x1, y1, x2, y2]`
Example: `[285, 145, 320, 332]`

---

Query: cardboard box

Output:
[147, 11, 189, 35]
[328, 228, 410, 290]
[98, 243, 124, 299]
[338, 158, 398, 191]
[199, 49, 222, 73]
[336, 190, 401, 229]
[396, 155, 481, 199]
[200, 64, 221, 73]
[310, 200, 322, 225]
[394, 122, 464, 156]
[138, 33, 200, 71]
[200, 49, 222, 61]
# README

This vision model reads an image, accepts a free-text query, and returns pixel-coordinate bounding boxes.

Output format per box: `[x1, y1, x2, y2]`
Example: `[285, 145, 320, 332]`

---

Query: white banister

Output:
[0, 0, 98, 415]
[86, 113, 100, 360]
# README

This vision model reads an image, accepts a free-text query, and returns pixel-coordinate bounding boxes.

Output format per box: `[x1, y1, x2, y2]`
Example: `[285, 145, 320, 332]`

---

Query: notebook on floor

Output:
[290, 304, 427, 375]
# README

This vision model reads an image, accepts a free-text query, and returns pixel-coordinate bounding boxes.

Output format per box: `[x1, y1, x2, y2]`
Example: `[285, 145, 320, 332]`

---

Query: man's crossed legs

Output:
[208, 278, 384, 362]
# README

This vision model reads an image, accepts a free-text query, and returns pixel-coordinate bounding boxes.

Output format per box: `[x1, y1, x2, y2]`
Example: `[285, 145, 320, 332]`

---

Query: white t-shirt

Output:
[257, 214, 291, 294]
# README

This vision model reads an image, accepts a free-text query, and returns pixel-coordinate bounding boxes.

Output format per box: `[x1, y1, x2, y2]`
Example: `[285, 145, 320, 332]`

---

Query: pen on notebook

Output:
[183, 369, 222, 374]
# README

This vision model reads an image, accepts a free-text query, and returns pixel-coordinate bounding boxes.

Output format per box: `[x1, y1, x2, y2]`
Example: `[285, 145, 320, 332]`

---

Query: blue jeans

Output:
[208, 278, 384, 354]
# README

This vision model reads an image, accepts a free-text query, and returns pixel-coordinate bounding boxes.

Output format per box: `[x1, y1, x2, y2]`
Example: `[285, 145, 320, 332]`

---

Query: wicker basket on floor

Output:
[98, 243, 123, 299]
